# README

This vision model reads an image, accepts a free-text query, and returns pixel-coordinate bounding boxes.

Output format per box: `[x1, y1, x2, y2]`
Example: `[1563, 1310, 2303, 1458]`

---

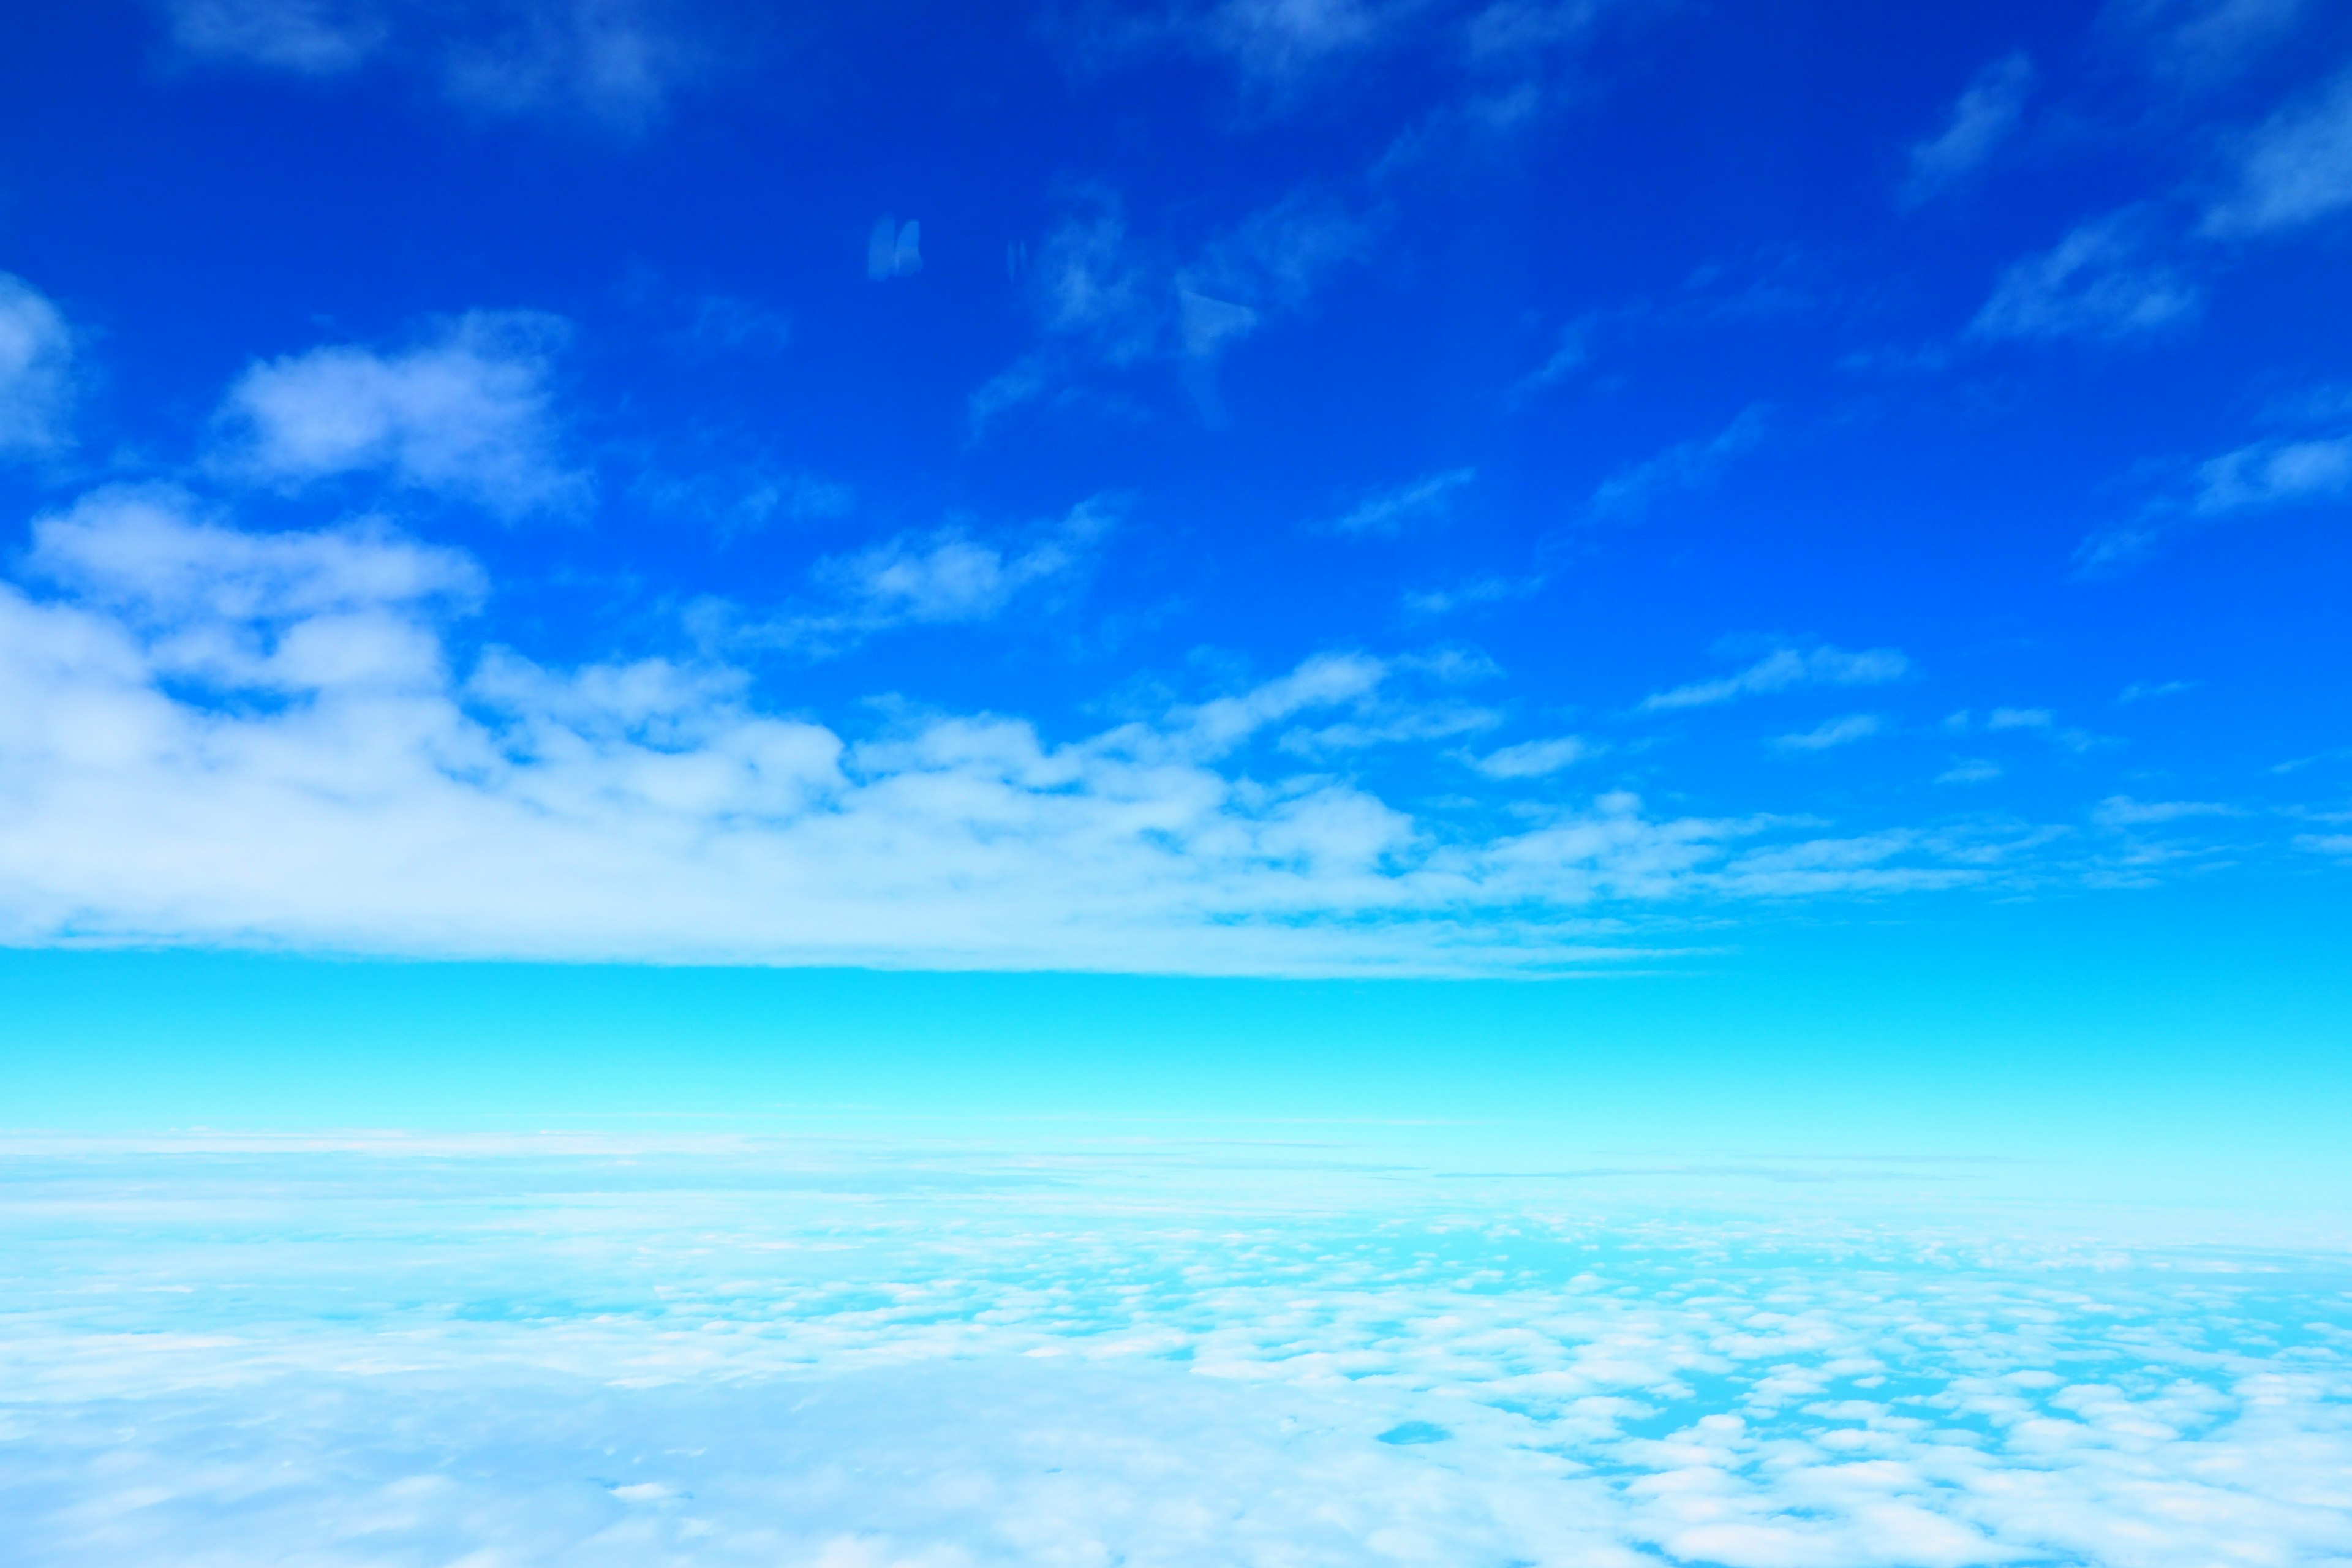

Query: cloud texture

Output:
[0, 492, 2047, 974]
[2, 1138, 2348, 1568]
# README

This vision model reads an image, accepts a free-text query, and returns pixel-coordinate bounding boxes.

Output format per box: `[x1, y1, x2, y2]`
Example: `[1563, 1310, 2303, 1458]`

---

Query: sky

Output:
[4, 9, 2352, 1561]
[1, 1, 2350, 1133]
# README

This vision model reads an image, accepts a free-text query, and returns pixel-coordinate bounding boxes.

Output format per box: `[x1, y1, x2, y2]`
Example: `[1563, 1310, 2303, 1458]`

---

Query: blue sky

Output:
[1, 0, 2349, 1132]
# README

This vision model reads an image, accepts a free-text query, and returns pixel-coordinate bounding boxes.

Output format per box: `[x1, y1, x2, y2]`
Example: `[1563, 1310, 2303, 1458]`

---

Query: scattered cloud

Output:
[1509, 314, 1596, 400]
[1399, 574, 1544, 619]
[972, 186, 1375, 431]
[159, 0, 714, 130]
[1949, 706, 2105, 753]
[1325, 467, 1476, 537]
[1901, 53, 2034, 205]
[676, 293, 793, 354]
[2203, 64, 2352, 235]
[2190, 431, 2352, 511]
[867, 216, 924, 281]
[162, 0, 388, 73]
[637, 464, 853, 537]
[1641, 646, 1910, 712]
[2105, 0, 2313, 88]
[817, 523, 1088, 627]
[2092, 793, 2236, 828]
[0, 273, 76, 458]
[2081, 420, 2352, 567]
[709, 502, 1117, 656]
[211, 311, 586, 518]
[1054, 0, 1403, 96]
[1772, 713, 1883, 752]
[1938, 758, 2002, 784]
[1471, 734, 1597, 778]
[1587, 406, 1767, 517]
[1278, 700, 1502, 753]
[1971, 211, 2198, 341]
[0, 494, 2076, 973]
[2118, 679, 2196, 701]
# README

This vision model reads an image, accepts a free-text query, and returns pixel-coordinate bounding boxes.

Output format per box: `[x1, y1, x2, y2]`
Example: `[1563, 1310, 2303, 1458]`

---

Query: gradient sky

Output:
[1, 0, 2349, 1147]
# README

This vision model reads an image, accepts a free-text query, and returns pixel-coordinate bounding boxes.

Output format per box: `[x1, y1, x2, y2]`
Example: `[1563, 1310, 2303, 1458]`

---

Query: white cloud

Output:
[2092, 794, 2236, 828]
[1399, 573, 1544, 619]
[1327, 467, 1476, 536]
[2106, 0, 2312, 87]
[0, 273, 75, 457]
[2191, 431, 2352, 511]
[1964, 706, 2105, 753]
[1642, 646, 1911, 712]
[11, 1143, 2352, 1568]
[712, 502, 1113, 656]
[1472, 734, 1596, 778]
[867, 216, 923, 281]
[818, 523, 1087, 627]
[163, 0, 387, 72]
[973, 187, 1373, 430]
[1970, 212, 2198, 341]
[2204, 66, 2352, 235]
[213, 311, 585, 516]
[0, 496, 2044, 973]
[1937, 758, 2002, 784]
[160, 0, 709, 128]
[1588, 406, 1766, 516]
[1901, 53, 2034, 205]
[2081, 422, 2351, 567]
[1773, 714, 1884, 752]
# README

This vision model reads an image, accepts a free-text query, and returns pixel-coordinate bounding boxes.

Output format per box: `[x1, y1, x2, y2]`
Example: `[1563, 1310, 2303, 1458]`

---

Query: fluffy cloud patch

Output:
[0, 273, 75, 456]
[0, 494, 2040, 973]
[1642, 646, 1910, 712]
[214, 311, 584, 516]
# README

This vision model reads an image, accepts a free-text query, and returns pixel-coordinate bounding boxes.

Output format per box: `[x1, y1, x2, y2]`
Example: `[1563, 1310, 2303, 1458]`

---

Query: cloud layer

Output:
[4, 1139, 2348, 1568]
[0, 492, 2041, 974]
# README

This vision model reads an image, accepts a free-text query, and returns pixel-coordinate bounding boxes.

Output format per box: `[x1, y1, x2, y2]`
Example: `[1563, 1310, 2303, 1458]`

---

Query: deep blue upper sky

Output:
[0, 0, 2347, 975]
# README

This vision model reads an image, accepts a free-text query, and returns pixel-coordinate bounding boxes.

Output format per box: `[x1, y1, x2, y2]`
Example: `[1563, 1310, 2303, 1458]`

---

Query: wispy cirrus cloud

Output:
[1325, 467, 1476, 537]
[1469, 734, 1597, 778]
[1901, 53, 2034, 205]
[972, 186, 1377, 431]
[2203, 64, 2352, 235]
[1641, 645, 1910, 712]
[1971, 210, 2199, 341]
[1586, 406, 1767, 518]
[1772, 713, 1884, 752]
[0, 274, 77, 458]
[159, 0, 715, 130]
[212, 311, 587, 518]
[698, 501, 1114, 658]
[2079, 413, 2351, 567]
[2104, 0, 2315, 89]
